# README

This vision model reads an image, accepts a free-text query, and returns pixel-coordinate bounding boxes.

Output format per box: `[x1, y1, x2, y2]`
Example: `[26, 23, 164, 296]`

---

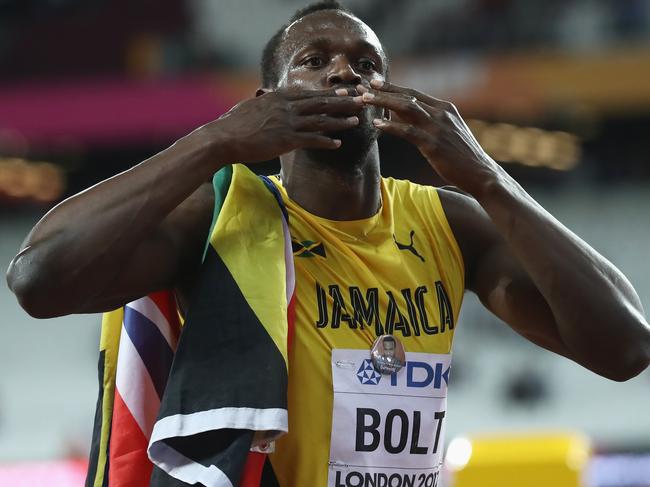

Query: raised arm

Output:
[440, 187, 648, 381]
[357, 80, 650, 381]
[7, 140, 217, 318]
[6, 88, 363, 318]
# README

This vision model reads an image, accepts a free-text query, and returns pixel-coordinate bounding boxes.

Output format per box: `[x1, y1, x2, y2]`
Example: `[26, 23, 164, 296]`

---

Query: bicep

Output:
[472, 241, 574, 359]
[80, 182, 214, 312]
[439, 188, 574, 360]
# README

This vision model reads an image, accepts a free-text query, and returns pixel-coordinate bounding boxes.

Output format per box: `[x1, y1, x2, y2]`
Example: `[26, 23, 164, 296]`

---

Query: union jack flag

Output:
[110, 291, 180, 486]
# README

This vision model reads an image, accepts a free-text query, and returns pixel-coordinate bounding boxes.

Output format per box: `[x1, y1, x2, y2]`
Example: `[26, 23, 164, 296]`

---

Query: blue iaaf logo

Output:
[356, 360, 450, 388]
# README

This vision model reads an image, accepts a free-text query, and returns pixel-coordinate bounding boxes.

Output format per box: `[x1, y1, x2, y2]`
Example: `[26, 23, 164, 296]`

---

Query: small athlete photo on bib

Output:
[370, 335, 406, 375]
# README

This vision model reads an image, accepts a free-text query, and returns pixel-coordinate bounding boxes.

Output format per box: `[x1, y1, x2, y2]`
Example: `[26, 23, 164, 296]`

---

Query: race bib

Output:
[328, 349, 451, 487]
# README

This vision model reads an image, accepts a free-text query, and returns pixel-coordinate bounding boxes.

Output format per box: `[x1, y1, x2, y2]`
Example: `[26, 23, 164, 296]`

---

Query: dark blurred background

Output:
[2, 0, 650, 203]
[0, 1, 649, 485]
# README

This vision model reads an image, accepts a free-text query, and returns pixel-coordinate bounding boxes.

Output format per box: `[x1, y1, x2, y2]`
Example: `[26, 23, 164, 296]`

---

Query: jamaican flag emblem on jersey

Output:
[292, 239, 326, 258]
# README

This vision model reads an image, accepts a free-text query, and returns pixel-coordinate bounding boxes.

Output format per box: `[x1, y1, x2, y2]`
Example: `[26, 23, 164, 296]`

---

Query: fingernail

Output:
[333, 139, 342, 147]
[353, 95, 364, 104]
[335, 88, 348, 96]
[370, 80, 384, 88]
[346, 116, 359, 124]
[373, 118, 386, 127]
[356, 84, 368, 94]
[362, 92, 375, 101]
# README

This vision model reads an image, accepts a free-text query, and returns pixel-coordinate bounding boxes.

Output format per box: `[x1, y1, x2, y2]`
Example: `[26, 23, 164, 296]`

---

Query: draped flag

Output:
[85, 291, 181, 487]
[86, 164, 295, 487]
[111, 293, 181, 485]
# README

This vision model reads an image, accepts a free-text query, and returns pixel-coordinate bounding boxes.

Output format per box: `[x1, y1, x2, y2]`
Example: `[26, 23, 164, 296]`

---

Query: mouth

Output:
[332, 86, 361, 97]
[325, 104, 373, 119]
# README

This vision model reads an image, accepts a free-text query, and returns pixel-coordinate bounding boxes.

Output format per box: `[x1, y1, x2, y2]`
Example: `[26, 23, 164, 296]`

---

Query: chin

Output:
[310, 123, 379, 169]
[303, 105, 382, 168]
[332, 122, 378, 148]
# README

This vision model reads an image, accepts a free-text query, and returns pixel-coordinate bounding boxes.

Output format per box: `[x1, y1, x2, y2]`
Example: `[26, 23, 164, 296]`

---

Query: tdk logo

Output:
[357, 361, 450, 389]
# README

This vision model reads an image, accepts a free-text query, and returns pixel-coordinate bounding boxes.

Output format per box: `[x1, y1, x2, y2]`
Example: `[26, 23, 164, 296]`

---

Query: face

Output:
[383, 339, 395, 357]
[275, 10, 388, 157]
[277, 10, 387, 90]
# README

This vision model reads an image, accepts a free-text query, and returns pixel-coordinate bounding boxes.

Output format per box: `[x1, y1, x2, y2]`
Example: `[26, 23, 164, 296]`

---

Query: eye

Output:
[303, 56, 325, 68]
[357, 58, 377, 72]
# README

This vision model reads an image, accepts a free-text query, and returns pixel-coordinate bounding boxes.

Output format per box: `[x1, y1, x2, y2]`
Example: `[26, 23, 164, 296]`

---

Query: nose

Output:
[327, 55, 362, 87]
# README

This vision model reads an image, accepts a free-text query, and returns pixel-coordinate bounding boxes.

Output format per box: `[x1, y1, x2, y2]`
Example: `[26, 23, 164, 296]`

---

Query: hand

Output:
[353, 80, 500, 196]
[201, 88, 363, 164]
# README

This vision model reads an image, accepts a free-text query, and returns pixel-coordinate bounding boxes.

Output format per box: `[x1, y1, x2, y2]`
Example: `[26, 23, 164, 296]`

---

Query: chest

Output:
[288, 212, 457, 354]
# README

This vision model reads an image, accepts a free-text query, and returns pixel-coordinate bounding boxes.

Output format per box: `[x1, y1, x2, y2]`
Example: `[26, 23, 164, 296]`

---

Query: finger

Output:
[293, 133, 342, 150]
[283, 87, 358, 100]
[335, 87, 361, 96]
[355, 84, 370, 95]
[358, 91, 430, 123]
[292, 114, 359, 132]
[369, 80, 448, 109]
[372, 118, 436, 152]
[292, 96, 363, 116]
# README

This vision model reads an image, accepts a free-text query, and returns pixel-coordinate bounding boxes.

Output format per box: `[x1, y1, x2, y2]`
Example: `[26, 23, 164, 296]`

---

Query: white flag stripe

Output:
[116, 325, 161, 438]
[127, 296, 177, 349]
[150, 407, 288, 446]
[148, 441, 234, 487]
[280, 215, 295, 302]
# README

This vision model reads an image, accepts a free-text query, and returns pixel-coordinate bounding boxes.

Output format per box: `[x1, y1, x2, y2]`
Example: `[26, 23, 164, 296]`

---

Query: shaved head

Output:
[276, 10, 387, 87]
[261, 1, 387, 88]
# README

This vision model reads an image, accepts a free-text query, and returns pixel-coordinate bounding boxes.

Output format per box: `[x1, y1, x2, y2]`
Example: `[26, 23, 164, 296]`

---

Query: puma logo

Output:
[393, 230, 425, 262]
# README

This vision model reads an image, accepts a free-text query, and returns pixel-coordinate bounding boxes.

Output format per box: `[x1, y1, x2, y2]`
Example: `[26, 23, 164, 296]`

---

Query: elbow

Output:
[6, 254, 61, 319]
[583, 311, 650, 382]
[622, 346, 650, 381]
[605, 355, 649, 382]
[604, 335, 650, 382]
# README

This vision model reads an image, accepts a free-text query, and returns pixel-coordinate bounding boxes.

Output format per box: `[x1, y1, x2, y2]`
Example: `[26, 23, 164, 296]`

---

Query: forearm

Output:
[6, 129, 224, 315]
[476, 166, 650, 378]
[357, 81, 649, 379]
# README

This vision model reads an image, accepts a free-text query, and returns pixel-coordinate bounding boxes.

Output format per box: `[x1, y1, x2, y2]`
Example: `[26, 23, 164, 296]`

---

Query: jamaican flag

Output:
[86, 164, 295, 487]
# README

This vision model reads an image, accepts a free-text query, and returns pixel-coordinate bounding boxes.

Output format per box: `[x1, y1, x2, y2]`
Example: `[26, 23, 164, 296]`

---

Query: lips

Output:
[327, 105, 370, 119]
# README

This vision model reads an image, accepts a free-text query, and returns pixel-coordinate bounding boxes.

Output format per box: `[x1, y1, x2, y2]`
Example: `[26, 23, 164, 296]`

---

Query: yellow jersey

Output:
[268, 175, 464, 487]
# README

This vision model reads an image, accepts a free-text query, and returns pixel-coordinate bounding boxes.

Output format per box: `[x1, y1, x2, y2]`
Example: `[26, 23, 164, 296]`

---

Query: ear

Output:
[256, 87, 272, 97]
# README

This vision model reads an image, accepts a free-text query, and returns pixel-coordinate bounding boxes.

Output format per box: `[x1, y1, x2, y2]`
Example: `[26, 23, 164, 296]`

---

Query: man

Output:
[371, 335, 405, 374]
[6, 1, 650, 486]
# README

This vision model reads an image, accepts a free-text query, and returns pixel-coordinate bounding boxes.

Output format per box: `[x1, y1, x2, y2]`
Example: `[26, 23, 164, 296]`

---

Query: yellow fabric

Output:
[93, 307, 123, 487]
[268, 176, 465, 487]
[210, 164, 291, 367]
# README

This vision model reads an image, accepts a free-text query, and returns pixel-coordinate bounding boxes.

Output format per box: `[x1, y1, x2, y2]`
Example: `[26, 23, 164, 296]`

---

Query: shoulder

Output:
[382, 176, 436, 199]
[382, 177, 443, 217]
[436, 186, 501, 287]
[383, 176, 481, 224]
[383, 178, 499, 287]
[436, 186, 487, 226]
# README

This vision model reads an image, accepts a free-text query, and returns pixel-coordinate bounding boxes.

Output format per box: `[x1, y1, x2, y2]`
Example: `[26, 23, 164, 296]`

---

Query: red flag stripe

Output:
[114, 323, 161, 438]
[238, 452, 267, 487]
[149, 290, 182, 343]
[109, 390, 154, 487]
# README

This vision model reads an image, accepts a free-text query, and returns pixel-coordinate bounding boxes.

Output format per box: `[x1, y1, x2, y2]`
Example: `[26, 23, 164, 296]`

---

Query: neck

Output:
[279, 142, 382, 221]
